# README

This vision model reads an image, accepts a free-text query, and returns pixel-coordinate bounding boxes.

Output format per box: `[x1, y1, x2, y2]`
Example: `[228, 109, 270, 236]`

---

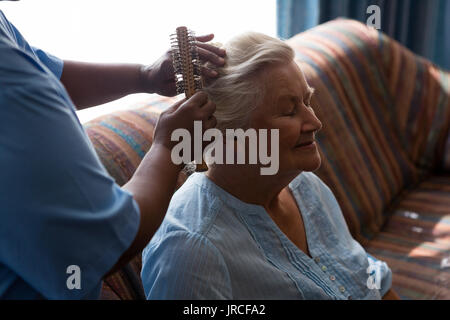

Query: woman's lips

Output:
[295, 141, 316, 149]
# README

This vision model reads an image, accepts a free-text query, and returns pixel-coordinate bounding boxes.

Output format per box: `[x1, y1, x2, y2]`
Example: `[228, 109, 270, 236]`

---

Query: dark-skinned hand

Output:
[141, 34, 226, 97]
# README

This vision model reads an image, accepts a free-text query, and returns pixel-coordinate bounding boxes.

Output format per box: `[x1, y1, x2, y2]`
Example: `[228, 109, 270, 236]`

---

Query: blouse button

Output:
[348, 295, 353, 300]
[339, 286, 346, 293]
[329, 275, 336, 281]
[314, 257, 320, 263]
[321, 265, 327, 272]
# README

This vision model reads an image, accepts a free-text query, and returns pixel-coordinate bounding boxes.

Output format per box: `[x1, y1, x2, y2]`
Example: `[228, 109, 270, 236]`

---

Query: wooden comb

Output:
[171, 26, 208, 172]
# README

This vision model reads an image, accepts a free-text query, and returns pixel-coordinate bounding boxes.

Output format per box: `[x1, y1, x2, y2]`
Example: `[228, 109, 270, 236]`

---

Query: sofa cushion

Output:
[364, 174, 450, 299]
[286, 19, 449, 243]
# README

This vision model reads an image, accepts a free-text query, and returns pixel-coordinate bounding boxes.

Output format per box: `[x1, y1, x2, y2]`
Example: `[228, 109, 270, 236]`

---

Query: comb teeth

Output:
[171, 26, 203, 98]
[175, 80, 185, 95]
[174, 79, 203, 95]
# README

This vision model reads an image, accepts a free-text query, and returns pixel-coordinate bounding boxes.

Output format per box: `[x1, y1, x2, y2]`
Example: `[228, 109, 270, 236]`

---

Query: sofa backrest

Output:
[286, 19, 450, 244]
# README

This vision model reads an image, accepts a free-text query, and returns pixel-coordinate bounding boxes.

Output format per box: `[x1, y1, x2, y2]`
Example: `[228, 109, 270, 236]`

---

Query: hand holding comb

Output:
[170, 26, 208, 172]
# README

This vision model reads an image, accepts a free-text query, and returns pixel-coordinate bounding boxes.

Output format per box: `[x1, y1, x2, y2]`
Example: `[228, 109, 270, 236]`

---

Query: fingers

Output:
[197, 46, 226, 67]
[195, 34, 215, 43]
[196, 42, 226, 57]
[166, 97, 187, 113]
[203, 115, 217, 130]
[194, 34, 226, 80]
[175, 91, 208, 115]
[170, 91, 217, 129]
[186, 91, 209, 108]
[201, 65, 219, 78]
[200, 99, 216, 119]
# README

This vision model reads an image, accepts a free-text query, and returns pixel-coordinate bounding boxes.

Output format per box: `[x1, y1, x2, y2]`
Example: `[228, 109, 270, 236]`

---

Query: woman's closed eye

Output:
[284, 105, 298, 116]
[282, 98, 299, 116]
[283, 101, 314, 117]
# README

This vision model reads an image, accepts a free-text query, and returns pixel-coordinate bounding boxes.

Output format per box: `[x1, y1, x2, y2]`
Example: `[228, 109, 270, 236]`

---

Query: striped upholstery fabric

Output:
[444, 134, 450, 170]
[83, 19, 449, 299]
[364, 174, 450, 299]
[101, 255, 145, 300]
[287, 19, 450, 244]
[84, 95, 175, 186]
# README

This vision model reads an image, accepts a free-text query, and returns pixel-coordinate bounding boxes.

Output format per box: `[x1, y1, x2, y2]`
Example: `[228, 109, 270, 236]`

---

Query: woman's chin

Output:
[297, 155, 321, 172]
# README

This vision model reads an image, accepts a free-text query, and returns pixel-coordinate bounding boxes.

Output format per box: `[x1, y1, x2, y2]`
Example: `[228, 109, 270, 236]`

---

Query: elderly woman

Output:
[141, 32, 399, 300]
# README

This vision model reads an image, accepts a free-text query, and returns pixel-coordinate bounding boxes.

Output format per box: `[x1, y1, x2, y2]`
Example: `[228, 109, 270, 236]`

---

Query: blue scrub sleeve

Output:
[1, 11, 63, 79]
[32, 46, 64, 79]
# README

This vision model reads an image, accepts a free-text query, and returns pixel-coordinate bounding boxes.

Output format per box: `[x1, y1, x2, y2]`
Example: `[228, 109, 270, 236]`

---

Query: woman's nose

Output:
[302, 106, 322, 132]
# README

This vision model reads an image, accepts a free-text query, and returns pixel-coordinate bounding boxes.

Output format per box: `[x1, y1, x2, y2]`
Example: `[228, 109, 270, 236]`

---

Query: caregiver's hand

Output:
[153, 91, 217, 153]
[141, 34, 226, 97]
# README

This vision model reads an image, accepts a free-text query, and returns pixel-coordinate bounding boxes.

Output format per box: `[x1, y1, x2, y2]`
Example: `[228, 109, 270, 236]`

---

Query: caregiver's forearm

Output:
[106, 144, 182, 276]
[60, 60, 146, 110]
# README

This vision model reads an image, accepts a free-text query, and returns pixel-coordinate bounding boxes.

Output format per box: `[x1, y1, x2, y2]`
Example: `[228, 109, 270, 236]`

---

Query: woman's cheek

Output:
[279, 121, 302, 148]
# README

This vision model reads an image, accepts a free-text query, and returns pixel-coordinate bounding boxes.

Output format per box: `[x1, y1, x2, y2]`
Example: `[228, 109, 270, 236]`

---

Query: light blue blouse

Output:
[141, 171, 392, 300]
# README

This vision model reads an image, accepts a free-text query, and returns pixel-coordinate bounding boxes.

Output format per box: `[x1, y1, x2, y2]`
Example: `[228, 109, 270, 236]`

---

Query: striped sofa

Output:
[84, 19, 450, 300]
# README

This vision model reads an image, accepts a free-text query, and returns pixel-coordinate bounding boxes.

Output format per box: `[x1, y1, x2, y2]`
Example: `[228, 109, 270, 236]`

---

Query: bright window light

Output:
[1, 0, 276, 123]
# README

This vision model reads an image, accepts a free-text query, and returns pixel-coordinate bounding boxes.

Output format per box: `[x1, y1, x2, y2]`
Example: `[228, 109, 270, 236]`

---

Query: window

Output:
[1, 0, 276, 123]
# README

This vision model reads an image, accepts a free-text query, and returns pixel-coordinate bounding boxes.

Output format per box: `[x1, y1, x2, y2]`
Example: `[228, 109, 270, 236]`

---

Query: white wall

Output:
[1, 0, 276, 123]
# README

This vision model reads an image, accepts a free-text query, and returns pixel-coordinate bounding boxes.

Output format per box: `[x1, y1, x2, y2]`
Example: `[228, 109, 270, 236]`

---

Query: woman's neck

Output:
[206, 164, 301, 210]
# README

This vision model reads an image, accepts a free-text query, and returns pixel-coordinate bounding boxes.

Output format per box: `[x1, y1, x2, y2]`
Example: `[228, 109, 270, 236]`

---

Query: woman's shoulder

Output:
[290, 171, 343, 221]
[155, 173, 223, 236]
[290, 171, 333, 195]
[170, 172, 220, 212]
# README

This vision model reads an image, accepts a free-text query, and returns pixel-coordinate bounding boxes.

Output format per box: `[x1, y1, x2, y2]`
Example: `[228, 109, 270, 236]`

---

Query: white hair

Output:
[203, 32, 295, 131]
